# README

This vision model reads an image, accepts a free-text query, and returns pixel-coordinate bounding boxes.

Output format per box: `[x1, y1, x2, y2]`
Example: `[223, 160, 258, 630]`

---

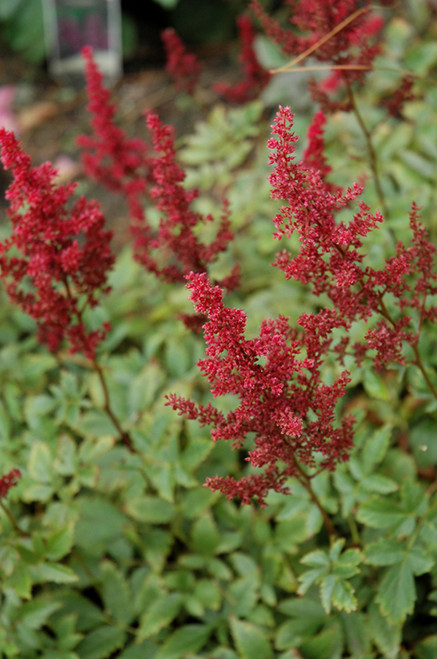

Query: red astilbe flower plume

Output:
[301, 109, 340, 193]
[0, 129, 114, 360]
[77, 49, 238, 301]
[162, 28, 201, 95]
[214, 15, 271, 104]
[77, 47, 150, 199]
[131, 112, 240, 291]
[167, 272, 354, 507]
[0, 469, 21, 499]
[250, 0, 384, 110]
[385, 74, 416, 118]
[269, 106, 437, 370]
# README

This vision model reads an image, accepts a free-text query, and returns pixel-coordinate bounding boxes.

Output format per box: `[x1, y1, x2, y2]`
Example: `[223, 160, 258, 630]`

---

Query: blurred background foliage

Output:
[0, 0, 278, 65]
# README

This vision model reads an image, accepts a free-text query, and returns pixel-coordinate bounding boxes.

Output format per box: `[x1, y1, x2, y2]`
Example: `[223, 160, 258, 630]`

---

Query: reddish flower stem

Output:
[294, 460, 336, 538]
[63, 280, 135, 453]
[345, 80, 389, 221]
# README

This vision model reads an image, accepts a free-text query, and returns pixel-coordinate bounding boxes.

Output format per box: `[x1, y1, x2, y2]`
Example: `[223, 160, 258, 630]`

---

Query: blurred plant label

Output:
[43, 0, 122, 86]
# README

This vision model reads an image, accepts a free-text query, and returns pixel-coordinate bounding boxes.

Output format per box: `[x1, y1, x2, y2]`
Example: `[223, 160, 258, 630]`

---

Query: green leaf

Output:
[361, 424, 393, 472]
[0, 0, 23, 20]
[375, 562, 416, 624]
[368, 601, 402, 658]
[0, 399, 11, 440]
[230, 617, 273, 659]
[100, 560, 133, 626]
[57, 593, 105, 633]
[401, 479, 428, 515]
[329, 578, 357, 614]
[299, 621, 344, 659]
[405, 545, 434, 576]
[118, 640, 160, 659]
[18, 598, 62, 630]
[415, 635, 437, 659]
[227, 575, 259, 617]
[138, 593, 183, 640]
[357, 498, 410, 532]
[363, 369, 392, 401]
[193, 579, 222, 610]
[128, 362, 165, 412]
[45, 524, 75, 561]
[365, 538, 406, 566]
[54, 435, 77, 476]
[3, 563, 32, 599]
[29, 562, 78, 584]
[298, 566, 328, 595]
[77, 410, 119, 437]
[22, 483, 54, 503]
[361, 474, 398, 494]
[276, 612, 323, 650]
[190, 513, 220, 555]
[342, 612, 371, 657]
[301, 549, 329, 568]
[409, 420, 437, 468]
[28, 441, 53, 483]
[124, 496, 176, 524]
[156, 624, 212, 659]
[76, 626, 126, 659]
[75, 498, 129, 555]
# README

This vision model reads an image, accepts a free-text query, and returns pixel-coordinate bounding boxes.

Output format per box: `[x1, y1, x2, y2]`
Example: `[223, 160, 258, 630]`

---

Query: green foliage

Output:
[0, 0, 45, 64]
[1, 3, 437, 658]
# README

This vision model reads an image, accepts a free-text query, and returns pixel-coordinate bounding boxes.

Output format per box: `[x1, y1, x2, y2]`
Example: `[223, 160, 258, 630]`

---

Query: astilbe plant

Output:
[214, 15, 271, 104]
[270, 106, 437, 377]
[253, 0, 395, 219]
[0, 128, 135, 452]
[250, 0, 385, 108]
[77, 46, 150, 198]
[0, 469, 20, 500]
[167, 272, 354, 521]
[131, 112, 239, 287]
[161, 28, 201, 95]
[2, 4, 437, 654]
[79, 48, 239, 296]
[0, 128, 113, 361]
[168, 104, 437, 523]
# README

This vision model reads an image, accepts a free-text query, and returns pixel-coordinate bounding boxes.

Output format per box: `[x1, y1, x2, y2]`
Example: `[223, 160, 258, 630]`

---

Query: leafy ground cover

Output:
[1, 1, 437, 657]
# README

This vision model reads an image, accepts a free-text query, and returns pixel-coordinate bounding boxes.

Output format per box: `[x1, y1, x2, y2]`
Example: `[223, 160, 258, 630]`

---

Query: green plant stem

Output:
[92, 357, 135, 453]
[378, 297, 437, 403]
[410, 343, 437, 402]
[0, 500, 28, 535]
[345, 81, 389, 222]
[347, 515, 361, 546]
[63, 279, 135, 453]
[294, 461, 336, 538]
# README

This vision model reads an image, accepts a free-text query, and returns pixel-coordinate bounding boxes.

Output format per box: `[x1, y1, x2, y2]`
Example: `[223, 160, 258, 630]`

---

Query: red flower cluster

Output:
[214, 15, 271, 104]
[0, 469, 21, 499]
[78, 49, 238, 297]
[251, 0, 384, 109]
[0, 129, 114, 360]
[269, 106, 437, 370]
[131, 112, 239, 290]
[77, 46, 150, 198]
[302, 109, 338, 192]
[167, 272, 354, 507]
[168, 105, 437, 507]
[385, 75, 416, 118]
[161, 28, 201, 95]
